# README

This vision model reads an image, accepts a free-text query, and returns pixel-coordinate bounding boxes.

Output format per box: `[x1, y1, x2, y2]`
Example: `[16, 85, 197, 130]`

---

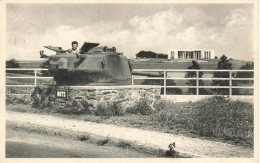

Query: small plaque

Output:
[56, 90, 68, 99]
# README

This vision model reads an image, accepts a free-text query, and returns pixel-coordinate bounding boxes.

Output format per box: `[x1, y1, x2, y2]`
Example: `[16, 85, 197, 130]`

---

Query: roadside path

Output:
[6, 111, 253, 158]
[6, 129, 154, 158]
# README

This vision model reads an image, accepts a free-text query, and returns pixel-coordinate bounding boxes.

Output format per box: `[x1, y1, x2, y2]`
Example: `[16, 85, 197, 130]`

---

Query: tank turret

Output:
[40, 42, 162, 86]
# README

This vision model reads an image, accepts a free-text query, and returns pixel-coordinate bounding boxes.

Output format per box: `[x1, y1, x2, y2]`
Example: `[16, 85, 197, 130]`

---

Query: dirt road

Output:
[6, 110, 253, 158]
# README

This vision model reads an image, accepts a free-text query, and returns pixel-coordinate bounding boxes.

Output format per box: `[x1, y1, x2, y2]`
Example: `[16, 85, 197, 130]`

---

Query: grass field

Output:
[17, 60, 44, 68]
[130, 59, 253, 70]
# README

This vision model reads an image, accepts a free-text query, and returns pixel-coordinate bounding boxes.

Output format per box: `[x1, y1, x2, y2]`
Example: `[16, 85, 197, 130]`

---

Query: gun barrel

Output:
[132, 71, 163, 77]
[61, 50, 70, 53]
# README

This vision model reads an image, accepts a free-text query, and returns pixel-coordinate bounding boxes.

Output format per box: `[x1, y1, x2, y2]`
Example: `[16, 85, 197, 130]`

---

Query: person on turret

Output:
[69, 41, 80, 53]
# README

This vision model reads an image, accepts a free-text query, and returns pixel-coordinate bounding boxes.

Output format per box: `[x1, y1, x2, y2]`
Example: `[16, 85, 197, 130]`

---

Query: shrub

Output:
[94, 101, 124, 117]
[125, 98, 153, 115]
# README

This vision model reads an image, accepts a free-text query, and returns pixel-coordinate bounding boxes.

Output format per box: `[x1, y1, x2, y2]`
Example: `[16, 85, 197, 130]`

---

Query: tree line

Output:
[136, 51, 168, 59]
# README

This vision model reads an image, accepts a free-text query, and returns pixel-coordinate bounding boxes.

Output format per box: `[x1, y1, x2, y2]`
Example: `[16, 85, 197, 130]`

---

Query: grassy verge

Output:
[6, 96, 253, 148]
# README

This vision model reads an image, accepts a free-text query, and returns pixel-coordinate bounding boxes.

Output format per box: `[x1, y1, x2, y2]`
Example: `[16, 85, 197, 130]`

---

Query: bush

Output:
[125, 98, 153, 115]
[94, 101, 124, 117]
[6, 95, 31, 105]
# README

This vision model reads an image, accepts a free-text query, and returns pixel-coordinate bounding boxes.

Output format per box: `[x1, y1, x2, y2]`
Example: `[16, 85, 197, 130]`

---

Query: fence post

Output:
[229, 70, 232, 96]
[196, 70, 199, 95]
[132, 75, 134, 85]
[34, 69, 37, 86]
[164, 70, 166, 95]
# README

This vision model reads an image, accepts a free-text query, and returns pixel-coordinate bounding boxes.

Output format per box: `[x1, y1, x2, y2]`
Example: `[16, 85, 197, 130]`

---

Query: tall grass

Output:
[152, 96, 253, 143]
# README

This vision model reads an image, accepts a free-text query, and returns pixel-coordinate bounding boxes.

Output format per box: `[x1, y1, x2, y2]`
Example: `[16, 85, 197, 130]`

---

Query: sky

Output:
[6, 3, 254, 61]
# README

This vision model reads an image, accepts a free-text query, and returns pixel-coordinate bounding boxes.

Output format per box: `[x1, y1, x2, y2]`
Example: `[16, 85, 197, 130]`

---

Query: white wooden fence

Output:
[6, 68, 254, 96]
[6, 68, 52, 87]
[132, 69, 254, 96]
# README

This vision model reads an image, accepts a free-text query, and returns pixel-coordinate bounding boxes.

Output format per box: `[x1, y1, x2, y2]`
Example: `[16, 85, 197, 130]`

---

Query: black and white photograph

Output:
[0, 0, 259, 162]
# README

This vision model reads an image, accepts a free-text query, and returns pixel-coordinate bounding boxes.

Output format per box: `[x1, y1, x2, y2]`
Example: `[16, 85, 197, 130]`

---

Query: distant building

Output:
[168, 49, 215, 60]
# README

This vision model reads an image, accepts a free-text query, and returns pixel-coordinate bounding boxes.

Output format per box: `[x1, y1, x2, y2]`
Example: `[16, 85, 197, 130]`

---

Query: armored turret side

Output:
[40, 42, 163, 86]
[48, 52, 132, 85]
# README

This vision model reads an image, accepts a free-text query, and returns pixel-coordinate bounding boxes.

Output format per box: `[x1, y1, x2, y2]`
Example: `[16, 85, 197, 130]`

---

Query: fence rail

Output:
[6, 68, 53, 87]
[6, 68, 254, 96]
[132, 69, 254, 96]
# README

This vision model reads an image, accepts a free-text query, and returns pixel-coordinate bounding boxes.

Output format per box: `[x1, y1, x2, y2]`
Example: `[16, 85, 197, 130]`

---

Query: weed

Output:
[165, 142, 176, 157]
[76, 135, 90, 141]
[97, 137, 109, 146]
[116, 141, 131, 148]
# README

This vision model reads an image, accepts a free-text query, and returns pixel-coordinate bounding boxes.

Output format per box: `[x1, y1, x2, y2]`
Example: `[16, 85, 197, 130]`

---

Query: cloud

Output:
[7, 7, 253, 61]
[208, 8, 253, 60]
[129, 10, 183, 33]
